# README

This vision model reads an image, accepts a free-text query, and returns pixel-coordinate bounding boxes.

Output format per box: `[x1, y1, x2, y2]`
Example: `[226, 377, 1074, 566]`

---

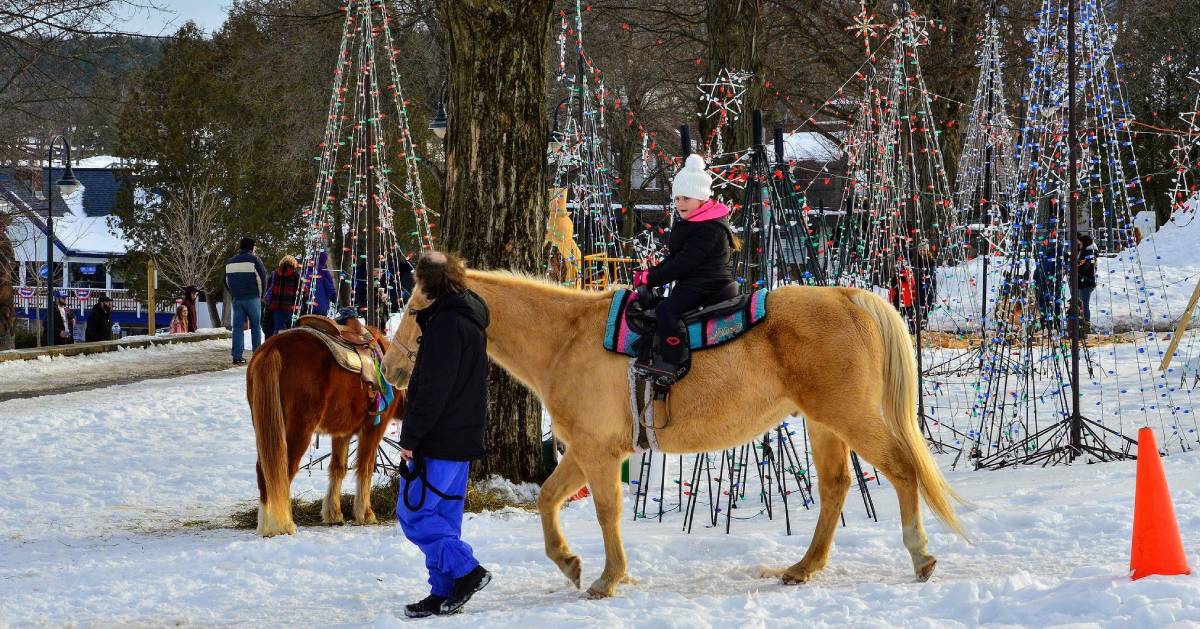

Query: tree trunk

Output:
[439, 0, 553, 483]
[700, 0, 765, 156]
[0, 228, 15, 350]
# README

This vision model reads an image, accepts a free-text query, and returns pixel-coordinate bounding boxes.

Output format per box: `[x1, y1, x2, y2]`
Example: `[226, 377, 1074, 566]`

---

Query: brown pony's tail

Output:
[248, 347, 295, 536]
[849, 290, 967, 539]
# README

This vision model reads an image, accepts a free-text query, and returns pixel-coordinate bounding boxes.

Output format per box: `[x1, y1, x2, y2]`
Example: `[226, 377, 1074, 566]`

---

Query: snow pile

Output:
[0, 368, 1197, 626]
[0, 338, 230, 381]
[476, 474, 540, 504]
[1125, 209, 1200, 274]
[927, 213, 1200, 333]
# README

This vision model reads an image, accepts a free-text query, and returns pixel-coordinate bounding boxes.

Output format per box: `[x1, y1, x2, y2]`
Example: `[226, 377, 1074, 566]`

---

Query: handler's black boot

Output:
[404, 594, 447, 618]
[440, 565, 491, 615]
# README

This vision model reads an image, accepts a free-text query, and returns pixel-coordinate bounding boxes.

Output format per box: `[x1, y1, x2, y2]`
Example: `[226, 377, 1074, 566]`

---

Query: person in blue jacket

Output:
[223, 236, 268, 364]
[397, 251, 492, 618]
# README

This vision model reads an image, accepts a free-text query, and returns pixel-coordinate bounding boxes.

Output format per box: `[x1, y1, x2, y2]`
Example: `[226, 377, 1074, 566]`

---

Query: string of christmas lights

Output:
[294, 0, 433, 325]
[954, 0, 1198, 468]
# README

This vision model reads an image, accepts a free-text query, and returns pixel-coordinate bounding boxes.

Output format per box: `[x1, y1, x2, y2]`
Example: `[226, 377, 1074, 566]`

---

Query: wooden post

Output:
[1159, 279, 1200, 371]
[147, 258, 156, 335]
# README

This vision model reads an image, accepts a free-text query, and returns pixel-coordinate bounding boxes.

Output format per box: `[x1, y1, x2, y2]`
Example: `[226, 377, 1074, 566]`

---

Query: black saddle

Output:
[626, 281, 740, 390]
[625, 281, 741, 336]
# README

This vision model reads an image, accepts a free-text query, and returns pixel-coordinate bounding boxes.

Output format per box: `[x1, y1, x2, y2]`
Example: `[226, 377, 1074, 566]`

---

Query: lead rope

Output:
[397, 453, 465, 511]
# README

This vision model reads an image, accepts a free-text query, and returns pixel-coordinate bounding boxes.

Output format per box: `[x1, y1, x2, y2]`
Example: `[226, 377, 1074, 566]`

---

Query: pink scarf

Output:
[683, 199, 731, 222]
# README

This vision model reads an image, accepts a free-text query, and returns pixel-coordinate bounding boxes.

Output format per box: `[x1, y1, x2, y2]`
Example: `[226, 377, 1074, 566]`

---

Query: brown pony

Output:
[248, 327, 403, 537]
[380, 268, 965, 597]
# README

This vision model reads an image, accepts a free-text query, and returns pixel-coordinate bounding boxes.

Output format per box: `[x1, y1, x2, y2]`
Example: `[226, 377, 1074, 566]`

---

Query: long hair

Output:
[279, 255, 298, 270]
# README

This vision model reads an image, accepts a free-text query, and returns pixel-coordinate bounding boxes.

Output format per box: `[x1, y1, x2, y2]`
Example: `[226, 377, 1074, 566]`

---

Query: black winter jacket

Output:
[399, 290, 490, 461]
[1078, 245, 1098, 289]
[84, 303, 112, 342]
[646, 218, 736, 293]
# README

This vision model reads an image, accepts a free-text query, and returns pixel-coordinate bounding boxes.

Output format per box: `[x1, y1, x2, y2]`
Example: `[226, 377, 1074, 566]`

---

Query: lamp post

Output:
[45, 136, 81, 347]
[429, 80, 447, 140]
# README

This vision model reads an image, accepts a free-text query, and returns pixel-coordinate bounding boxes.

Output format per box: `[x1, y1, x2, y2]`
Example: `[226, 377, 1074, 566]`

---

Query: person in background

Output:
[1077, 232, 1098, 335]
[84, 295, 114, 342]
[889, 264, 917, 332]
[168, 303, 189, 334]
[264, 255, 300, 337]
[224, 236, 269, 364]
[311, 250, 337, 316]
[48, 290, 75, 345]
[916, 242, 937, 330]
[181, 286, 200, 332]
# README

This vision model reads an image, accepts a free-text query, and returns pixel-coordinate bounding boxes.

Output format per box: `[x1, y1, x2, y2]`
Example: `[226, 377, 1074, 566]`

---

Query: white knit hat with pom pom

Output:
[672, 154, 713, 201]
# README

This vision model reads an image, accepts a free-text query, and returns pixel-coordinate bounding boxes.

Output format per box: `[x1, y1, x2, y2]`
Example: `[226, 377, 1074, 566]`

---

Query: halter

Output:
[390, 304, 419, 363]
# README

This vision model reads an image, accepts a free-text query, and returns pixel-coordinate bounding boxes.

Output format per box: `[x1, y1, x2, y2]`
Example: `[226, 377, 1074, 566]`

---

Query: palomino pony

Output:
[248, 326, 403, 537]
[380, 269, 964, 597]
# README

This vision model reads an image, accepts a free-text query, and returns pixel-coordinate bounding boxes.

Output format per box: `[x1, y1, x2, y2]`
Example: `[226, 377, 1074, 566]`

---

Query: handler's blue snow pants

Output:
[397, 458, 479, 597]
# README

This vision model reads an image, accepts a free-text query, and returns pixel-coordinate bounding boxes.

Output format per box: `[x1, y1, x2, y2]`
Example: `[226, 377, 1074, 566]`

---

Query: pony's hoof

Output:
[915, 557, 937, 582]
[256, 509, 297, 537]
[357, 512, 377, 525]
[586, 578, 615, 598]
[321, 502, 343, 525]
[756, 566, 787, 579]
[558, 554, 582, 588]
[780, 566, 817, 585]
[257, 522, 297, 537]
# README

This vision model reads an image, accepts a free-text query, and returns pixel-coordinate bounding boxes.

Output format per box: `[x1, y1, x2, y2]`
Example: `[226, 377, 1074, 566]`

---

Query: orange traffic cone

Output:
[569, 486, 590, 502]
[1130, 427, 1191, 580]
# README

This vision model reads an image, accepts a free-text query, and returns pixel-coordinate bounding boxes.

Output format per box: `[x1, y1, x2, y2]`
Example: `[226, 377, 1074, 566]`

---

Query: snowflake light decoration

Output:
[845, 0, 884, 57]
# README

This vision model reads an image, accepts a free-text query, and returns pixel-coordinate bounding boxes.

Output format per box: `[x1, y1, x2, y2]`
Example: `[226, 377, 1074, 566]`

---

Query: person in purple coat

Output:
[310, 250, 337, 316]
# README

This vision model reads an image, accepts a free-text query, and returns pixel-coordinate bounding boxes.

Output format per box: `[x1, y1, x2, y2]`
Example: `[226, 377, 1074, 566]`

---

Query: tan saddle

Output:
[286, 314, 383, 390]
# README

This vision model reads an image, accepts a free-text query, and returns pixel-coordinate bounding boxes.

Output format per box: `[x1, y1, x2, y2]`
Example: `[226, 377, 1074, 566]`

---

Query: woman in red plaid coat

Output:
[264, 255, 300, 337]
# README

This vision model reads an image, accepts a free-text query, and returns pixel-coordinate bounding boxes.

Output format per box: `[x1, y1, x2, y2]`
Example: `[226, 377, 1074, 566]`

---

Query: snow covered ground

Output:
[2, 367, 1198, 627]
[0, 337, 235, 400]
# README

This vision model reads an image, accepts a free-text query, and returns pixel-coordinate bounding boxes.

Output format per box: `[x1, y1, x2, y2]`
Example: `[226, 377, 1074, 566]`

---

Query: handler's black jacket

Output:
[645, 218, 735, 293]
[399, 290, 490, 460]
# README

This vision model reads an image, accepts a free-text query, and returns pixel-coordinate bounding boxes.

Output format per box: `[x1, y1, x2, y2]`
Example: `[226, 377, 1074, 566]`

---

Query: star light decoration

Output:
[845, 0, 884, 58]
[892, 11, 932, 48]
[1168, 73, 1200, 214]
[697, 68, 753, 155]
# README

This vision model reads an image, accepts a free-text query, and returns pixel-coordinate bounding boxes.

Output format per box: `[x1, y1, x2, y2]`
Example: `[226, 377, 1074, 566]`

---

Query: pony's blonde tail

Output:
[248, 348, 296, 536]
[849, 290, 966, 539]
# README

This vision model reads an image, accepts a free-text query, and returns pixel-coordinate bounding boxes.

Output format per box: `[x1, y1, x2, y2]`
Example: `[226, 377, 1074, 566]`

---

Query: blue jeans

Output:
[270, 311, 293, 337]
[231, 298, 262, 360]
[397, 458, 478, 597]
[1079, 287, 1094, 324]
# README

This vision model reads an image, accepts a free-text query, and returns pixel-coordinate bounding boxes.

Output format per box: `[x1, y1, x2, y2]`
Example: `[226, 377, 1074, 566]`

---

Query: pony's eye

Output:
[416, 336, 422, 344]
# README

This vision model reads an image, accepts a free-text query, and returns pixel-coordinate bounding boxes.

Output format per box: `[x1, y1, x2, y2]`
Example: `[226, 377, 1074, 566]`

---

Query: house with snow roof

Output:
[1, 156, 171, 334]
[1, 157, 130, 290]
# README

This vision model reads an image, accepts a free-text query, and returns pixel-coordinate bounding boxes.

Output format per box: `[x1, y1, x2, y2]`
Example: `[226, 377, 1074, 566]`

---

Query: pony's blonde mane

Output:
[466, 268, 614, 302]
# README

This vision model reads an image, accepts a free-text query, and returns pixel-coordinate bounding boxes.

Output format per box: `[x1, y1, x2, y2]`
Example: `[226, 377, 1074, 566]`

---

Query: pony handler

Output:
[380, 262, 964, 598]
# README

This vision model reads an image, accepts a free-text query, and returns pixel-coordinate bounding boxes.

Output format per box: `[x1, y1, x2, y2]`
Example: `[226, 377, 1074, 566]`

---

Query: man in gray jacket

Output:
[224, 236, 268, 364]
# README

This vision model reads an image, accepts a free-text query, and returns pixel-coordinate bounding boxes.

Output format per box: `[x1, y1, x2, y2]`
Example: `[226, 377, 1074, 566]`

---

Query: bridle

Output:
[390, 304, 419, 364]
